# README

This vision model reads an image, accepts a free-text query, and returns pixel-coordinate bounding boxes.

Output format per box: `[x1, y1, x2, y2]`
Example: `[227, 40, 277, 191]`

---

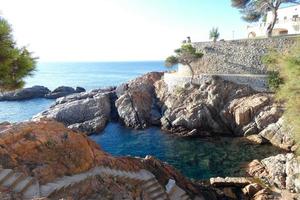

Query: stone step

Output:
[2, 173, 25, 188]
[22, 181, 40, 200]
[146, 184, 161, 194]
[13, 177, 34, 193]
[0, 169, 14, 184]
[169, 186, 186, 198]
[149, 187, 166, 199]
[151, 191, 168, 200]
[180, 194, 190, 200]
[142, 178, 157, 188]
[40, 182, 62, 197]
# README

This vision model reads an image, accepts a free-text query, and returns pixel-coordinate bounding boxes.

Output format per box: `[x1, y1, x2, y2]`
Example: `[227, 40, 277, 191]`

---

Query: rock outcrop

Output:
[0, 85, 86, 101]
[0, 86, 50, 101]
[33, 89, 114, 134]
[45, 86, 86, 99]
[155, 76, 255, 136]
[247, 154, 300, 193]
[115, 72, 163, 129]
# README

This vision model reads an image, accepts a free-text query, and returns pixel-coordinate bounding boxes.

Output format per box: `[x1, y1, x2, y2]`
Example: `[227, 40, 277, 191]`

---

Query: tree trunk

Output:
[186, 63, 195, 84]
[267, 9, 278, 37]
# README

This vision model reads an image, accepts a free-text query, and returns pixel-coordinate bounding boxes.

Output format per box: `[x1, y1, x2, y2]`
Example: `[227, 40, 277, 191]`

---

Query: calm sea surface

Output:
[0, 61, 282, 180]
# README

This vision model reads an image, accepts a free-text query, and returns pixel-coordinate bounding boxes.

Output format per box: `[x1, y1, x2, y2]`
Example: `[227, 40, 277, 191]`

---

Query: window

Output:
[292, 15, 299, 21]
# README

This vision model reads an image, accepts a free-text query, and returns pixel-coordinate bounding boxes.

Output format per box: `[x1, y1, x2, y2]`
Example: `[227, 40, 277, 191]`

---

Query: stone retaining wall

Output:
[192, 36, 298, 74]
[164, 73, 268, 92]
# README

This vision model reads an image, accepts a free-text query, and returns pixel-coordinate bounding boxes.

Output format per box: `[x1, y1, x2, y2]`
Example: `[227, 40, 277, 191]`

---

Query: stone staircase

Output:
[165, 179, 191, 200]
[0, 166, 191, 200]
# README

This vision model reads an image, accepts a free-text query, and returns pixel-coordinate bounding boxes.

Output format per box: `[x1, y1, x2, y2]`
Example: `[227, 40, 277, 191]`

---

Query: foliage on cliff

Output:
[0, 17, 37, 91]
[262, 43, 300, 153]
[165, 43, 203, 81]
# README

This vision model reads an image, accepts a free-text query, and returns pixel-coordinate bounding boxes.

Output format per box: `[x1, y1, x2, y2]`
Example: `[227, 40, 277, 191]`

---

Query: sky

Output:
[0, 0, 249, 61]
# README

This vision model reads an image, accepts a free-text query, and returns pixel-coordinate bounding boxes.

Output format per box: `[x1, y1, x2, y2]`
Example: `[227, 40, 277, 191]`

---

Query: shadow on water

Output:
[90, 123, 285, 180]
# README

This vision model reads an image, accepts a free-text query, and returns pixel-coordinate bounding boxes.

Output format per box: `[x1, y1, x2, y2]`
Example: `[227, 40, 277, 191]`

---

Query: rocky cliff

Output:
[33, 72, 295, 152]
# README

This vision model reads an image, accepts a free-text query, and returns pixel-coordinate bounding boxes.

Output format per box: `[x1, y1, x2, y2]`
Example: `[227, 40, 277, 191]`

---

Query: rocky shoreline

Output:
[0, 72, 299, 199]
[0, 85, 86, 101]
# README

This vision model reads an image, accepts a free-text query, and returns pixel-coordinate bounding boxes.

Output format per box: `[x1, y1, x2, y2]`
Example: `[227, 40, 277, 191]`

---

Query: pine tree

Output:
[0, 17, 37, 91]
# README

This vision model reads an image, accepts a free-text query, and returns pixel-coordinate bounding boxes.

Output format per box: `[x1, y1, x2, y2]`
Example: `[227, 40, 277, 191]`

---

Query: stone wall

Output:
[192, 36, 298, 74]
[164, 73, 268, 92]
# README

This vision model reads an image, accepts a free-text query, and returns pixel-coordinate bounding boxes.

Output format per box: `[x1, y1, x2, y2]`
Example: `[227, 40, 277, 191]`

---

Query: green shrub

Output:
[267, 71, 284, 91]
[263, 43, 300, 154]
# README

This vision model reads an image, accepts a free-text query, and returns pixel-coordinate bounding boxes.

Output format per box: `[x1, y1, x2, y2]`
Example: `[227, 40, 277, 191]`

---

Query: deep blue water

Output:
[0, 61, 282, 180]
[25, 61, 168, 91]
[91, 123, 283, 180]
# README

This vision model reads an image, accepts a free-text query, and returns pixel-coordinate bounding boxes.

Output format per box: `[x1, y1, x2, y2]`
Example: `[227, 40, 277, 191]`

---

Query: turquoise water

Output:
[0, 61, 168, 122]
[0, 61, 282, 180]
[91, 123, 283, 180]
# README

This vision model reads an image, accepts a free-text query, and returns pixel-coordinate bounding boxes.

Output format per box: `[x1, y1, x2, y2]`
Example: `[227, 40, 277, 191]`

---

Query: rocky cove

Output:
[0, 70, 297, 199]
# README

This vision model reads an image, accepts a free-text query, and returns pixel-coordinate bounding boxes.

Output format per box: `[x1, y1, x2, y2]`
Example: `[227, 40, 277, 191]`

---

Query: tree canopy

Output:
[0, 17, 37, 91]
[231, 0, 300, 36]
[165, 43, 203, 82]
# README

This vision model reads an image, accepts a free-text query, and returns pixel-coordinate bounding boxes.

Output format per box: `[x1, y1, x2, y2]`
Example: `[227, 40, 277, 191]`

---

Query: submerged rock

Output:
[0, 85, 50, 101]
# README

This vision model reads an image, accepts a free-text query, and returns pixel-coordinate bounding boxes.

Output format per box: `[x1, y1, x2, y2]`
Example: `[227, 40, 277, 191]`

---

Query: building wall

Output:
[192, 36, 297, 75]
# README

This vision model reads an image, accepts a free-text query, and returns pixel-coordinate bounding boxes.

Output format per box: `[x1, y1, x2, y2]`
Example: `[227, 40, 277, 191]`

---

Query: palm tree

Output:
[209, 27, 220, 43]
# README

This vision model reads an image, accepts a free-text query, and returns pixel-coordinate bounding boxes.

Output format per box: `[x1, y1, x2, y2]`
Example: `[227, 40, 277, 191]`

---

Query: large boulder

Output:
[45, 86, 86, 99]
[0, 86, 50, 101]
[115, 72, 163, 129]
[34, 90, 112, 134]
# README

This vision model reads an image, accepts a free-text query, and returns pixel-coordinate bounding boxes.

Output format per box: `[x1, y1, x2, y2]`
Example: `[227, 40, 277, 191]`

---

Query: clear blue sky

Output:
[0, 0, 248, 61]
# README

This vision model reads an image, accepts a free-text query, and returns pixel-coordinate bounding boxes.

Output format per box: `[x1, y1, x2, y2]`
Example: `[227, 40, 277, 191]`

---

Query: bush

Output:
[263, 43, 300, 154]
[267, 70, 284, 91]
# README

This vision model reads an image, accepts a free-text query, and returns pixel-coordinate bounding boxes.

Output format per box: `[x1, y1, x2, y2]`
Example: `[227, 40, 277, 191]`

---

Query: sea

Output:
[0, 61, 282, 180]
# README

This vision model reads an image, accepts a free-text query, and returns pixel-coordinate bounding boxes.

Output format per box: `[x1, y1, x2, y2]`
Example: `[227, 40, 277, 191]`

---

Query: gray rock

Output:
[0, 86, 50, 101]
[45, 86, 78, 99]
[155, 76, 255, 136]
[259, 118, 295, 151]
[248, 153, 300, 192]
[34, 91, 111, 134]
[75, 87, 86, 93]
[115, 72, 163, 129]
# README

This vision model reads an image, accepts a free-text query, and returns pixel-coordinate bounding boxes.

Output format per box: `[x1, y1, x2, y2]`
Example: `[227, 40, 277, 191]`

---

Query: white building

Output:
[247, 5, 300, 38]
